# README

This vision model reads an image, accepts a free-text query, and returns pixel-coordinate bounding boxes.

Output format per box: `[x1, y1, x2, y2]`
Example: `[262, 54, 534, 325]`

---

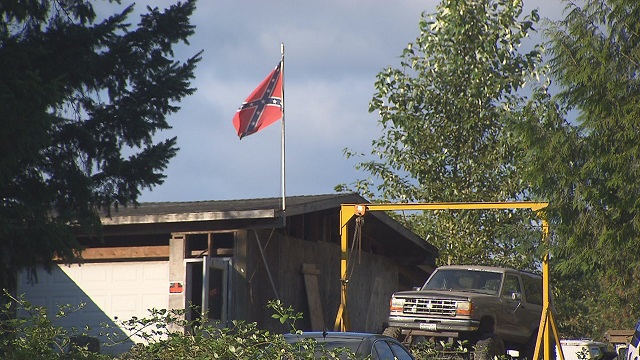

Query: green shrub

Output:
[0, 291, 109, 359]
[410, 339, 470, 360]
[1, 292, 358, 359]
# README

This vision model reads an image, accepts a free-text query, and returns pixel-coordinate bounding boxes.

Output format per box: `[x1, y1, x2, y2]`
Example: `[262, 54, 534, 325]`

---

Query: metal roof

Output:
[101, 193, 363, 225]
[100, 192, 438, 256]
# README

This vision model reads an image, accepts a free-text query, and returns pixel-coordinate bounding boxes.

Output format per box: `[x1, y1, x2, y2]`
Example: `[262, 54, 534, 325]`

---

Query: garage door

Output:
[17, 261, 169, 355]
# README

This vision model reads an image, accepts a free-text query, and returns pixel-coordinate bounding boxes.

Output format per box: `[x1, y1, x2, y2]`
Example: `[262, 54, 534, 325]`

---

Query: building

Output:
[17, 193, 438, 354]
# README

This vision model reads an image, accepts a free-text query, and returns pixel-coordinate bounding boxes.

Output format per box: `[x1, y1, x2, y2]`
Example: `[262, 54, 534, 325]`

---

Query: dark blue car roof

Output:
[284, 331, 405, 356]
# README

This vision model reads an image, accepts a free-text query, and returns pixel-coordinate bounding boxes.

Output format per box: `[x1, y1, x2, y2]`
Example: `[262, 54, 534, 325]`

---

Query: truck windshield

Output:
[423, 269, 503, 295]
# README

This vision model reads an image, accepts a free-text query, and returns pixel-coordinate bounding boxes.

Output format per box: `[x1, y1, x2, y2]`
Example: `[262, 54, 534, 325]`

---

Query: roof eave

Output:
[101, 209, 276, 225]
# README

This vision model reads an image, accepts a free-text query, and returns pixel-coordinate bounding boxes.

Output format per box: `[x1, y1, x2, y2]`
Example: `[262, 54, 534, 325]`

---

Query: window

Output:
[373, 340, 395, 360]
[477, 272, 502, 295]
[502, 274, 521, 298]
[425, 269, 502, 293]
[390, 342, 414, 360]
[522, 275, 543, 305]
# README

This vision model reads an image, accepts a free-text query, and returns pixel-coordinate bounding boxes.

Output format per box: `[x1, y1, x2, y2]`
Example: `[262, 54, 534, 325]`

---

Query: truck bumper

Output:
[388, 316, 480, 334]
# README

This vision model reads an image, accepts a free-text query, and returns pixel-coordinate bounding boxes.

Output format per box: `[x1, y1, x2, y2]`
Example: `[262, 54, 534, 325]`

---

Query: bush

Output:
[1, 292, 358, 359]
[0, 291, 109, 359]
[410, 339, 470, 360]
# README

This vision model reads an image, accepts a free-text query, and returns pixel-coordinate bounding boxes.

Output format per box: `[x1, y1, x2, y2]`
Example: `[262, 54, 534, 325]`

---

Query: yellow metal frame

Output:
[333, 201, 564, 360]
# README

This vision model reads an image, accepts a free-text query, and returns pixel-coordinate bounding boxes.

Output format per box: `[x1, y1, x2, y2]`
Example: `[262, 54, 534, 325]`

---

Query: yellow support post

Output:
[333, 201, 562, 360]
[533, 218, 565, 360]
[333, 204, 359, 331]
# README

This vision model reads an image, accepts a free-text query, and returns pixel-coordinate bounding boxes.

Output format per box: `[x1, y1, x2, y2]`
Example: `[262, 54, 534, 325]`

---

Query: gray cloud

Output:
[134, 0, 565, 202]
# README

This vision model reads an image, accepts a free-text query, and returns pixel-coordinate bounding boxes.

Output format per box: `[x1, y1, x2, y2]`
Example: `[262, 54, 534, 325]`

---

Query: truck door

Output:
[500, 274, 539, 342]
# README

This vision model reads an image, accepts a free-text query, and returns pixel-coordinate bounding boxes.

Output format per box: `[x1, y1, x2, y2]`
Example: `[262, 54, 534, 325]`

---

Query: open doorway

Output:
[185, 256, 232, 325]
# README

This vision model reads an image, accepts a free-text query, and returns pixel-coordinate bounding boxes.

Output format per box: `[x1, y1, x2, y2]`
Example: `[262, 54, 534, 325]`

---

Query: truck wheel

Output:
[382, 326, 401, 340]
[474, 334, 505, 360]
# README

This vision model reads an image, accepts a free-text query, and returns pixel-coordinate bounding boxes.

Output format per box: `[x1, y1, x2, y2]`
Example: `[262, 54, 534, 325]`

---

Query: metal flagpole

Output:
[280, 43, 286, 213]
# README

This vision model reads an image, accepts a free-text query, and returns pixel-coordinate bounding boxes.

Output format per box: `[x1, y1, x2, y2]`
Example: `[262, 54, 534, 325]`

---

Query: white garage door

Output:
[18, 261, 169, 355]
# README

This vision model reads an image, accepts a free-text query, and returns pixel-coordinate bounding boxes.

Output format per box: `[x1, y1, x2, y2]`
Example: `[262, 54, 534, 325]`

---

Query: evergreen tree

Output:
[0, 0, 201, 291]
[521, 0, 640, 336]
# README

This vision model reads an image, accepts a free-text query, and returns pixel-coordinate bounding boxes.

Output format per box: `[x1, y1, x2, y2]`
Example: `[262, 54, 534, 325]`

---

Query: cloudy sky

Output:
[129, 0, 566, 203]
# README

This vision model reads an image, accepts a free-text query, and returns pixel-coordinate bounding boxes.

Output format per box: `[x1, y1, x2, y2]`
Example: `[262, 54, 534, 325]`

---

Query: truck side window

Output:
[522, 275, 543, 305]
[502, 275, 521, 298]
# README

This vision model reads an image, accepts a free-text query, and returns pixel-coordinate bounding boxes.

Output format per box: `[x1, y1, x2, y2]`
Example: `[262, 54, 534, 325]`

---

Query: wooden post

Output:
[302, 264, 324, 330]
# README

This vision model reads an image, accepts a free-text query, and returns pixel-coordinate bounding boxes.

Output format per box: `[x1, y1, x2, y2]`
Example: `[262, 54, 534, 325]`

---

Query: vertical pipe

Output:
[280, 43, 286, 213]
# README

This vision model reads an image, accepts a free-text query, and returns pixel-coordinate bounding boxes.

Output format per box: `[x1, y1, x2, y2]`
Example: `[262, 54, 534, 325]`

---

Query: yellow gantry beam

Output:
[333, 201, 563, 360]
[343, 201, 550, 214]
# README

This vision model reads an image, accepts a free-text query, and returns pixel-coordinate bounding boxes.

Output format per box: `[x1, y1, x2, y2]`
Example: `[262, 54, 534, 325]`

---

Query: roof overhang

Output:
[101, 209, 276, 226]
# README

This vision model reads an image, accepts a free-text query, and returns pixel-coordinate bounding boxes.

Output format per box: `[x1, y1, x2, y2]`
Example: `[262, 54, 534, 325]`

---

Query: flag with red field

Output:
[232, 62, 283, 139]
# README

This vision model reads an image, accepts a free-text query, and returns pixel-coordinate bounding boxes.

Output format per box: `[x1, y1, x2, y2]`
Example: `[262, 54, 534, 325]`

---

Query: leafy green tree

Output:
[0, 0, 201, 291]
[341, 0, 546, 269]
[520, 0, 640, 337]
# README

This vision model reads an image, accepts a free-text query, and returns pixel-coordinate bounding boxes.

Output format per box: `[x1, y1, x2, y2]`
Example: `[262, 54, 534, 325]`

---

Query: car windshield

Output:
[423, 269, 503, 295]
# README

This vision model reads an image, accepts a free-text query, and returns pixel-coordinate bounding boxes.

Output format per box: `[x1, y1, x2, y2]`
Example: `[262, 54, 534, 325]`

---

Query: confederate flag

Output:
[232, 62, 283, 139]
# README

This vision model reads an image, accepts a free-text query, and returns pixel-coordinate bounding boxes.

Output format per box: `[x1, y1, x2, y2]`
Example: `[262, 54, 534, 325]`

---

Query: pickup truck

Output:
[384, 265, 544, 360]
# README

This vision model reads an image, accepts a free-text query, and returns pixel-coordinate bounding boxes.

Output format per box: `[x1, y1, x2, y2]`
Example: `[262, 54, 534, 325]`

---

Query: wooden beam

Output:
[79, 246, 170, 260]
[303, 263, 325, 331]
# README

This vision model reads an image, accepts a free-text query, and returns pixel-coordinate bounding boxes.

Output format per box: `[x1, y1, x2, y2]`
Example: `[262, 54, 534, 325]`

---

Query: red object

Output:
[232, 62, 283, 139]
[169, 282, 183, 294]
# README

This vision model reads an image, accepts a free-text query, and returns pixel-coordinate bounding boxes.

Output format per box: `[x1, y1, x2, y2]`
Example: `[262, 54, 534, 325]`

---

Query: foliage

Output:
[0, 0, 202, 291]
[0, 294, 359, 359]
[268, 299, 304, 333]
[111, 299, 359, 359]
[0, 291, 110, 359]
[519, 0, 640, 337]
[340, 0, 547, 269]
[99, 307, 190, 352]
[117, 319, 289, 360]
[267, 299, 362, 359]
[410, 339, 469, 360]
[409, 339, 513, 360]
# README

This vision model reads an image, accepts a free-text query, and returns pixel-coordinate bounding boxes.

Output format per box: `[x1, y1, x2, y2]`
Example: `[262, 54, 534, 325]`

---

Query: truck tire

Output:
[382, 326, 401, 340]
[474, 334, 505, 360]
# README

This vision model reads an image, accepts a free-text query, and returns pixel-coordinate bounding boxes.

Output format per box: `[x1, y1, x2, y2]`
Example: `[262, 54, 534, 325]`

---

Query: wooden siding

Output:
[242, 228, 400, 334]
